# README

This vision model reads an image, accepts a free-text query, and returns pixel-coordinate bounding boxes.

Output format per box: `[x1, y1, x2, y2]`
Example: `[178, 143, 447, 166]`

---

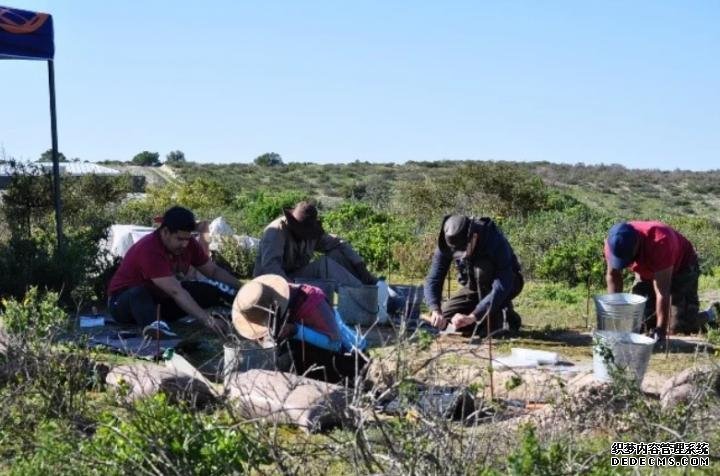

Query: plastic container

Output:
[594, 293, 647, 333]
[592, 330, 655, 383]
[337, 284, 379, 326]
[510, 348, 559, 365]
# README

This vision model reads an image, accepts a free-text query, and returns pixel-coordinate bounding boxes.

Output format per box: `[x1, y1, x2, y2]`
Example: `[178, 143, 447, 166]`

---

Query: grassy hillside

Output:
[172, 160, 720, 220]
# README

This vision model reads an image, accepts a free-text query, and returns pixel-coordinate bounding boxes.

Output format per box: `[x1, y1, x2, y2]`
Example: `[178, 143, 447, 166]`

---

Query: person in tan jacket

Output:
[253, 201, 377, 287]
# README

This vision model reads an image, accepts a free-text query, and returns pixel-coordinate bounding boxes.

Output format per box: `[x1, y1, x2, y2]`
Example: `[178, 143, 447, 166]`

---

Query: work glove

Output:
[355, 262, 378, 285]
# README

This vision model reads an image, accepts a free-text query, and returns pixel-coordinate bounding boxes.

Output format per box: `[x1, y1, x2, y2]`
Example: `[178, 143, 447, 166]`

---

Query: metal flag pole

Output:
[47, 59, 63, 251]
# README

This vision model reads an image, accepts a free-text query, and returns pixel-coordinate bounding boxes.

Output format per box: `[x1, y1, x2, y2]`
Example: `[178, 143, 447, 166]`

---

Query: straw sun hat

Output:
[232, 274, 290, 340]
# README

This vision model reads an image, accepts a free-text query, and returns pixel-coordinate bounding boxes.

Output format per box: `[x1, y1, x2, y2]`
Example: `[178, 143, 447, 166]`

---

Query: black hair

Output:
[160, 206, 196, 233]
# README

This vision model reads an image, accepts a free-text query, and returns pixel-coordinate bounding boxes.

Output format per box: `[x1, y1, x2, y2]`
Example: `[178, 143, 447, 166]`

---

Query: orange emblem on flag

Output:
[0, 8, 49, 34]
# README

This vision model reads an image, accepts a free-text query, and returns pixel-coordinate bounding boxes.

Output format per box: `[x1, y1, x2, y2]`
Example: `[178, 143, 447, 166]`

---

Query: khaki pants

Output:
[631, 263, 708, 334]
[441, 258, 524, 336]
[289, 248, 363, 288]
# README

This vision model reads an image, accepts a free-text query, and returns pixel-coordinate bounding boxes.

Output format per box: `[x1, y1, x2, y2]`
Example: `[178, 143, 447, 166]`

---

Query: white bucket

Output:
[337, 284, 379, 326]
[223, 340, 276, 384]
[594, 293, 647, 333]
[593, 331, 655, 384]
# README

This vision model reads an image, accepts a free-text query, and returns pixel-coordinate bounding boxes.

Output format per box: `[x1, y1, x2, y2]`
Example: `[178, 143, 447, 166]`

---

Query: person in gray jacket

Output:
[253, 201, 377, 286]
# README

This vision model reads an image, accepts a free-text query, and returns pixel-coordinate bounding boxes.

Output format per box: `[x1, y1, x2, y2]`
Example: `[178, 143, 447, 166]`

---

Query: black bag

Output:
[380, 383, 476, 421]
[283, 339, 369, 385]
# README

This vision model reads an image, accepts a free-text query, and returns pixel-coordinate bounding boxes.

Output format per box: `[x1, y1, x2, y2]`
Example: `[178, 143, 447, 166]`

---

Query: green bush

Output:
[0, 287, 67, 340]
[0, 225, 112, 306]
[87, 394, 271, 475]
[503, 204, 612, 286]
[116, 178, 235, 226]
[394, 162, 551, 226]
[507, 425, 564, 476]
[665, 216, 720, 273]
[323, 202, 413, 274]
[234, 190, 308, 236]
[215, 236, 258, 279]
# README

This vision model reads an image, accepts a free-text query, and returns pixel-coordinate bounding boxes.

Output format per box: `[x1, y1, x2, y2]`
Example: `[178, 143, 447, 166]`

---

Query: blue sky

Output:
[1, 1, 718, 170]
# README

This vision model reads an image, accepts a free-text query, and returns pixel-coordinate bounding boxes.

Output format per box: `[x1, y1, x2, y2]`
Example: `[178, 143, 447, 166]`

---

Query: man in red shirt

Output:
[108, 206, 241, 338]
[605, 221, 718, 340]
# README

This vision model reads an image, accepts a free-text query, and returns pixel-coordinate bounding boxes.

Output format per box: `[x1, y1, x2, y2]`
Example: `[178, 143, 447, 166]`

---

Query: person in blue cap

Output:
[604, 221, 719, 340]
[424, 214, 524, 336]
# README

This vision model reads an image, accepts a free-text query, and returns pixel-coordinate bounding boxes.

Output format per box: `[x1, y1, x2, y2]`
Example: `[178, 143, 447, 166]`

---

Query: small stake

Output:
[156, 304, 161, 359]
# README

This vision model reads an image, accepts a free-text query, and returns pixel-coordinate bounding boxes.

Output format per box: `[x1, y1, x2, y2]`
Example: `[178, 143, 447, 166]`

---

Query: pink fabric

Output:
[291, 284, 340, 340]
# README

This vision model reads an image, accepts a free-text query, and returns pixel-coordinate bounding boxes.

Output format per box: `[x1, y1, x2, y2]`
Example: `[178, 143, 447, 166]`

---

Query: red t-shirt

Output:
[604, 221, 696, 281]
[108, 230, 209, 296]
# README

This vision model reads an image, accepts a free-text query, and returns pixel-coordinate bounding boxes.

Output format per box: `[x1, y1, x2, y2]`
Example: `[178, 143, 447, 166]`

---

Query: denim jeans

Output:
[108, 281, 229, 327]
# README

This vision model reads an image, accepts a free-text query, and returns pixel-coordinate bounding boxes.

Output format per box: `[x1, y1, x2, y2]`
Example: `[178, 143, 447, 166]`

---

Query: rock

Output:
[491, 370, 564, 403]
[661, 383, 696, 409]
[659, 366, 718, 396]
[640, 371, 666, 395]
[226, 369, 349, 432]
[659, 366, 720, 409]
[106, 363, 216, 407]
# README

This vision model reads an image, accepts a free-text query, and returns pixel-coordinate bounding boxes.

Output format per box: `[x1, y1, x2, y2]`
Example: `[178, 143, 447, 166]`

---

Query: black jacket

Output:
[424, 216, 520, 318]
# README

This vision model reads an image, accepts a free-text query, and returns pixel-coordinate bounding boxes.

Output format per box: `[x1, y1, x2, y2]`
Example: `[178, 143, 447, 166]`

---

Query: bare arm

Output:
[653, 266, 673, 333]
[197, 260, 241, 289]
[606, 267, 624, 293]
[151, 276, 218, 331]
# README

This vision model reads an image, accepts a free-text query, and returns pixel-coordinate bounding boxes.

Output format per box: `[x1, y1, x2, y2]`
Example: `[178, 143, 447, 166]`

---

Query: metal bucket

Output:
[594, 293, 647, 333]
[592, 330, 655, 383]
[337, 284, 379, 326]
[390, 284, 424, 321]
[293, 277, 337, 304]
[223, 340, 276, 384]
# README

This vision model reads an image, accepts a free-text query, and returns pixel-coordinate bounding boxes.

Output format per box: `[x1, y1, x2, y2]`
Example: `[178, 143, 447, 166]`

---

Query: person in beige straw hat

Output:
[232, 274, 369, 383]
[232, 274, 292, 341]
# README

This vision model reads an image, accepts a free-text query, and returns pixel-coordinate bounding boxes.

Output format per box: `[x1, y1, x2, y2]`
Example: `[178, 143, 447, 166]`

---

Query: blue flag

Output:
[0, 5, 54, 60]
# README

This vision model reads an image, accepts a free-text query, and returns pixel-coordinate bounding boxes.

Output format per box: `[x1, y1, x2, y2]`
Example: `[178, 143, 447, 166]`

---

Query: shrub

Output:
[234, 190, 308, 236]
[394, 162, 551, 227]
[116, 179, 235, 226]
[503, 204, 613, 286]
[507, 425, 564, 476]
[254, 152, 284, 167]
[87, 394, 271, 475]
[215, 236, 258, 279]
[0, 219, 114, 307]
[0, 287, 67, 340]
[323, 202, 413, 274]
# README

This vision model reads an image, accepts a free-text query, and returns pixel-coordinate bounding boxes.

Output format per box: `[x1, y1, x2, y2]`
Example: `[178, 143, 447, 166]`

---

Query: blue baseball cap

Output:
[607, 222, 638, 270]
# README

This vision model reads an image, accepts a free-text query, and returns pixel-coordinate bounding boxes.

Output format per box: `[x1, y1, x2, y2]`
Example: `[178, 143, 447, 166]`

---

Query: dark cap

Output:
[443, 215, 470, 251]
[607, 222, 638, 270]
[161, 206, 197, 233]
[283, 201, 323, 239]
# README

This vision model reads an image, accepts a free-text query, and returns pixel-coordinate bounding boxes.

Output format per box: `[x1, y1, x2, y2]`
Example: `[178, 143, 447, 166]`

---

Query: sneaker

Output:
[143, 320, 178, 340]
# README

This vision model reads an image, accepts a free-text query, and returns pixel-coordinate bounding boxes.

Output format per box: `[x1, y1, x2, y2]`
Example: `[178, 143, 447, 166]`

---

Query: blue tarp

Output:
[0, 5, 54, 60]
